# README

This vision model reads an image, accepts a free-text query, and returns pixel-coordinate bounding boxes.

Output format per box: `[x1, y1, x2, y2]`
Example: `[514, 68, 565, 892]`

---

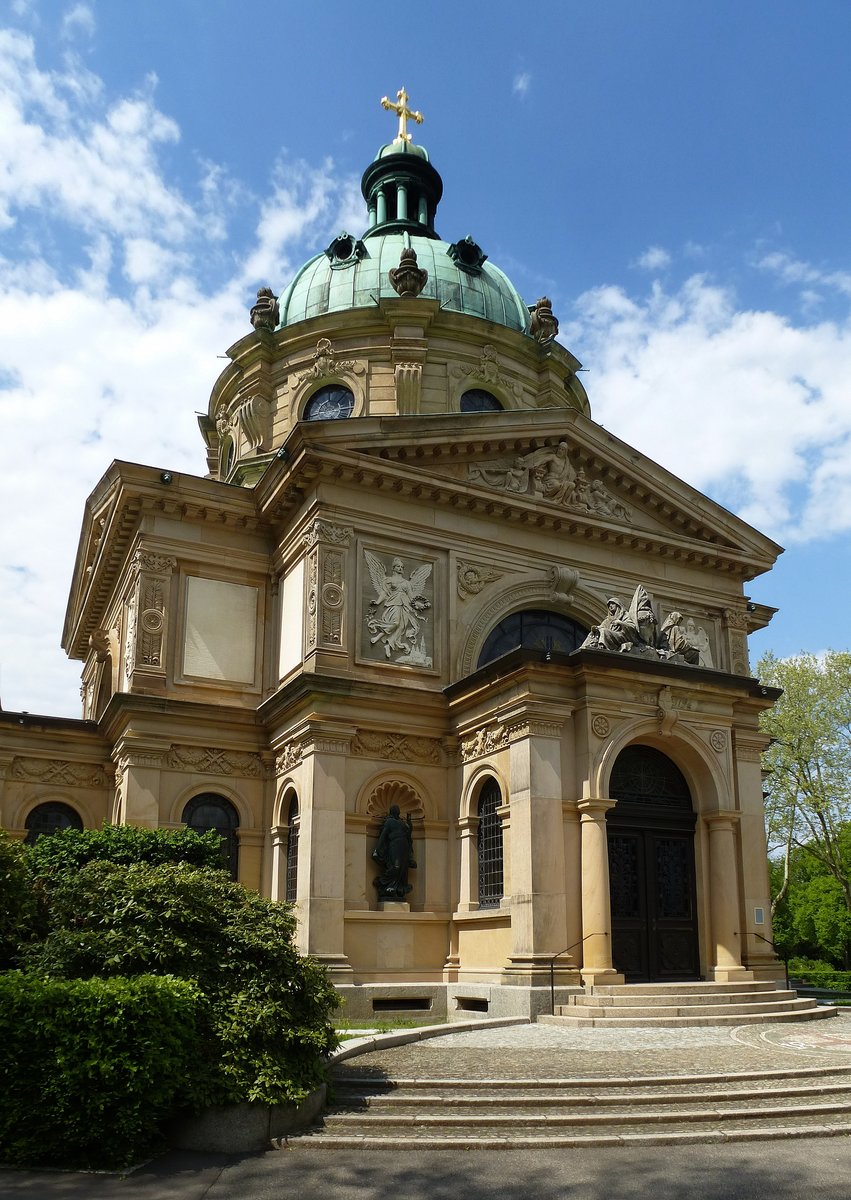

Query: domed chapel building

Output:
[0, 93, 785, 1017]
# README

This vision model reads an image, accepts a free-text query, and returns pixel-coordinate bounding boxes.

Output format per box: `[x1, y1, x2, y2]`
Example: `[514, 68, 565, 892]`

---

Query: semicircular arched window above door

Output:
[477, 609, 587, 669]
[609, 745, 692, 810]
[182, 793, 240, 879]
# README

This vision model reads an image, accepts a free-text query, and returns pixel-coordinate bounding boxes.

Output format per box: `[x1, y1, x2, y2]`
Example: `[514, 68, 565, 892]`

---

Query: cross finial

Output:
[380, 87, 424, 143]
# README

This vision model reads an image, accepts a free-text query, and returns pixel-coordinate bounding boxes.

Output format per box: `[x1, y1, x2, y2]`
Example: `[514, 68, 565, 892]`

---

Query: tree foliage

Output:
[0, 832, 37, 968]
[759, 650, 851, 964]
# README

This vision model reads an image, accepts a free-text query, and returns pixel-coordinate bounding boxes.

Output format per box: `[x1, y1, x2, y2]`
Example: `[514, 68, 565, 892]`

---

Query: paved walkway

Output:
[2, 1014, 850, 1200]
[335, 1009, 851, 1083]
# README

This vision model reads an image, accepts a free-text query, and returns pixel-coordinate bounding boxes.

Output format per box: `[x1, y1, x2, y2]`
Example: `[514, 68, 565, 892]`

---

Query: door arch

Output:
[607, 744, 699, 982]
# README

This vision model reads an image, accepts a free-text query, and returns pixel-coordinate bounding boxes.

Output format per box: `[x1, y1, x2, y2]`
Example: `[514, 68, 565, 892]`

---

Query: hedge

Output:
[0, 972, 204, 1168]
[25, 824, 227, 885]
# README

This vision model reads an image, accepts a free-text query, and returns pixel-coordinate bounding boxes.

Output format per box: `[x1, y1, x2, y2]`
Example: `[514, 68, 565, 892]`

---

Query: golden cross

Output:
[380, 87, 424, 143]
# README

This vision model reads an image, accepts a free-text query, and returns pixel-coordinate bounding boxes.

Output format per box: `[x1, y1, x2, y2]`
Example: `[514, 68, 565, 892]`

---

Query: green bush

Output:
[25, 823, 226, 885]
[788, 957, 851, 991]
[23, 860, 339, 1106]
[0, 972, 204, 1168]
[0, 832, 37, 967]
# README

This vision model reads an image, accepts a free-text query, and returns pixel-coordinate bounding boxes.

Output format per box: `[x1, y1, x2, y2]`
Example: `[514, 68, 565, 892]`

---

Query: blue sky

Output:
[1, 0, 850, 716]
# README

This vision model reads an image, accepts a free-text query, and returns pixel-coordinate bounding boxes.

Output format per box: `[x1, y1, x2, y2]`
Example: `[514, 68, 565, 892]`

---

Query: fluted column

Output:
[577, 793, 623, 984]
[706, 813, 752, 981]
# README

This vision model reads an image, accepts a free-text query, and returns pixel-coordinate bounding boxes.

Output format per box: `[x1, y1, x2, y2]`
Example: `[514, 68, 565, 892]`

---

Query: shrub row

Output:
[0, 972, 204, 1169]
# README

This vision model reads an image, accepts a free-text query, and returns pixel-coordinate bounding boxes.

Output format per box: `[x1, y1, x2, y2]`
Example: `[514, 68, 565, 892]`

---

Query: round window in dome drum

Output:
[460, 389, 503, 413]
[303, 384, 355, 422]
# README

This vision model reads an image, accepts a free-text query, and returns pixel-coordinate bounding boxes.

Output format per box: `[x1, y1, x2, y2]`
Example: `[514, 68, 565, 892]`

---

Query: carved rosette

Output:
[124, 551, 176, 682]
[303, 521, 352, 654]
[352, 730, 441, 765]
[591, 714, 611, 739]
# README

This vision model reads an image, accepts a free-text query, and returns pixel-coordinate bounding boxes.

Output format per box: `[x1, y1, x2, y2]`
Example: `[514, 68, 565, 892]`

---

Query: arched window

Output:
[285, 794, 299, 904]
[182, 793, 240, 879]
[477, 609, 587, 668]
[303, 384, 355, 422]
[609, 745, 692, 811]
[461, 388, 502, 413]
[24, 801, 83, 845]
[477, 779, 504, 909]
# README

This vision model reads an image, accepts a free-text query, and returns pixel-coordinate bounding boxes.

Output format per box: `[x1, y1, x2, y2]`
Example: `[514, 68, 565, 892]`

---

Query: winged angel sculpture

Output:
[364, 551, 433, 667]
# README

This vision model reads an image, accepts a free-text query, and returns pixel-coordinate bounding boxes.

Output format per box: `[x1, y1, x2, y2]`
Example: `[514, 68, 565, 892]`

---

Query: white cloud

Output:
[513, 72, 531, 97]
[757, 251, 851, 299]
[62, 4, 95, 39]
[634, 245, 672, 271]
[569, 274, 851, 544]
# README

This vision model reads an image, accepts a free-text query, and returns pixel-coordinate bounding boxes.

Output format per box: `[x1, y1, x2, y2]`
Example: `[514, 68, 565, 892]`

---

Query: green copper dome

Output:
[277, 232, 531, 333]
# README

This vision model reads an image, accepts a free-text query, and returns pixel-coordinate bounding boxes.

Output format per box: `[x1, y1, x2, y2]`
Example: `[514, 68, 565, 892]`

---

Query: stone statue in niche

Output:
[581, 585, 707, 667]
[249, 287, 279, 332]
[467, 439, 632, 522]
[372, 805, 416, 900]
[364, 550, 433, 667]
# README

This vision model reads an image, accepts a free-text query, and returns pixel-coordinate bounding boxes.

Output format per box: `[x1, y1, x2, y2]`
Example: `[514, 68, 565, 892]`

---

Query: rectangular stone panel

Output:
[278, 559, 304, 678]
[183, 576, 258, 683]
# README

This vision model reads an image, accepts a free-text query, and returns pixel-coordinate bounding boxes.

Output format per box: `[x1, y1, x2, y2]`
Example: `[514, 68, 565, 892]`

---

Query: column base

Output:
[314, 954, 355, 982]
[710, 966, 754, 983]
[504, 957, 582, 987]
[580, 967, 625, 986]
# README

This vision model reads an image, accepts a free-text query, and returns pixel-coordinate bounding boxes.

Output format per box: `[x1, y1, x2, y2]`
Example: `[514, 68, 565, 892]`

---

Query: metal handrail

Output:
[746, 930, 789, 989]
[547, 933, 607, 1015]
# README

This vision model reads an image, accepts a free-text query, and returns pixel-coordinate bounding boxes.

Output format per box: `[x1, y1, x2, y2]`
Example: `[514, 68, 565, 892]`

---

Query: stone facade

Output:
[0, 128, 783, 1017]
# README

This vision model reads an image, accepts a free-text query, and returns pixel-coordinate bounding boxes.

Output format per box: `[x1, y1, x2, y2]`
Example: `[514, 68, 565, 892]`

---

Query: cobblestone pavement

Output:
[334, 1010, 851, 1081]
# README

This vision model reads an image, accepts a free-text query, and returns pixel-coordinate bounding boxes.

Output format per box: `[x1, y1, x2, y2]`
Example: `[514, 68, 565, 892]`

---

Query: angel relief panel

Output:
[360, 548, 436, 670]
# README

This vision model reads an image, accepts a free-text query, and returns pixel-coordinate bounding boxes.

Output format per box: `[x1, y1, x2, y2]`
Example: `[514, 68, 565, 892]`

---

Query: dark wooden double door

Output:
[606, 746, 699, 982]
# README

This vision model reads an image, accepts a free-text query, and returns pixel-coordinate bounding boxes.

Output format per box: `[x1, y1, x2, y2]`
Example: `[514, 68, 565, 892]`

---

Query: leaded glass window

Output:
[478, 609, 587, 668]
[460, 389, 502, 413]
[477, 779, 504, 909]
[24, 801, 83, 845]
[182, 793, 240, 879]
[303, 384, 355, 421]
[285, 794, 299, 904]
[609, 746, 692, 810]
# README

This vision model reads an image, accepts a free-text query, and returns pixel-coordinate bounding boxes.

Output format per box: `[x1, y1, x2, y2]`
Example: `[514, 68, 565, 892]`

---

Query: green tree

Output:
[0, 831, 37, 967]
[759, 650, 851, 964]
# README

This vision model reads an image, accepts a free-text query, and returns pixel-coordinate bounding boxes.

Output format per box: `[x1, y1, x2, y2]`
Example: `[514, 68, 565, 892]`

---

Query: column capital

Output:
[577, 796, 617, 820]
[703, 810, 741, 830]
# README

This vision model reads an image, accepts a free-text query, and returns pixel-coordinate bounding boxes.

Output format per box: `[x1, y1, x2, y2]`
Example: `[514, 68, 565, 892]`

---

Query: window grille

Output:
[477, 780, 504, 909]
[285, 795, 299, 904]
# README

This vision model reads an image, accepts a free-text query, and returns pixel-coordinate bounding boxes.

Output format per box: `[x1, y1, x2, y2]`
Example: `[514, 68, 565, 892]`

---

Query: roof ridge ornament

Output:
[380, 86, 424, 144]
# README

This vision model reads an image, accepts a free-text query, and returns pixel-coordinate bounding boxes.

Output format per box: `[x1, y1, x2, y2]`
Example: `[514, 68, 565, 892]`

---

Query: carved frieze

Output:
[352, 730, 441, 764]
[450, 344, 522, 403]
[298, 337, 364, 382]
[166, 745, 262, 777]
[362, 548, 434, 669]
[460, 722, 508, 761]
[275, 742, 304, 774]
[11, 758, 108, 788]
[303, 519, 354, 549]
[467, 439, 632, 522]
[456, 559, 503, 600]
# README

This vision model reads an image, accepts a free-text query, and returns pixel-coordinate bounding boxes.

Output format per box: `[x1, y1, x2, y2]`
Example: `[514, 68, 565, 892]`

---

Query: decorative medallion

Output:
[710, 730, 727, 753]
[591, 714, 611, 739]
[456, 559, 503, 600]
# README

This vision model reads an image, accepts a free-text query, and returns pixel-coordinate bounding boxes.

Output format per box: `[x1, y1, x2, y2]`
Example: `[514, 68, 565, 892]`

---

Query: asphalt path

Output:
[2, 1137, 851, 1200]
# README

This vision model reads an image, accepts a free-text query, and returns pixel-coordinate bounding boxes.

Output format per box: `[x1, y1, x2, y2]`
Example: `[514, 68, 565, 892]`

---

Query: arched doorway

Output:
[607, 745, 699, 982]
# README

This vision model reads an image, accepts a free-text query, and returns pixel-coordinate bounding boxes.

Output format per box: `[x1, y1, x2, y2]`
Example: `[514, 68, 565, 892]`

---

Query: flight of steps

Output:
[291, 1064, 851, 1149]
[539, 980, 837, 1028]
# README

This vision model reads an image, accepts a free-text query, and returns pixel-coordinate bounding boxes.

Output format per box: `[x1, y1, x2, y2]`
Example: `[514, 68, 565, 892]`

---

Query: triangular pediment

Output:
[273, 409, 781, 577]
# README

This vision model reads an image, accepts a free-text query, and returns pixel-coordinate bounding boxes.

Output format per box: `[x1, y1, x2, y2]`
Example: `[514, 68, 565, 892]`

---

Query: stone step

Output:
[320, 1097, 851, 1132]
[334, 1063, 851, 1092]
[287, 1118, 851, 1150]
[565, 988, 800, 1008]
[332, 1080, 851, 1110]
[554, 997, 818, 1019]
[539, 1005, 837, 1029]
[588, 981, 780, 995]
